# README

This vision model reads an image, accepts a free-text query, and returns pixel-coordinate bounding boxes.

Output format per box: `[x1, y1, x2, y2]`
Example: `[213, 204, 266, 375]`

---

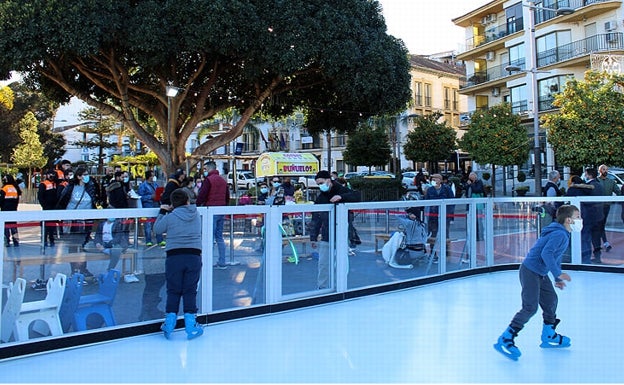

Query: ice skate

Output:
[540, 319, 571, 348]
[161, 312, 177, 339]
[493, 326, 521, 360]
[184, 313, 204, 340]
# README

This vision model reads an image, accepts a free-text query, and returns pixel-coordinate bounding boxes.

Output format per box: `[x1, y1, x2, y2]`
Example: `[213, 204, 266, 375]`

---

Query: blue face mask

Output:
[319, 182, 331, 192]
[272, 182, 281, 189]
[260, 187, 268, 194]
[203, 171, 209, 177]
[107, 218, 116, 223]
[123, 177, 129, 183]
[82, 175, 90, 183]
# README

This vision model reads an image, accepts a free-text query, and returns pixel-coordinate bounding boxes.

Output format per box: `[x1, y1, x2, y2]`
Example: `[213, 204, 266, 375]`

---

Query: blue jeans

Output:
[165, 253, 202, 314]
[214, 215, 226, 265]
[143, 218, 163, 244]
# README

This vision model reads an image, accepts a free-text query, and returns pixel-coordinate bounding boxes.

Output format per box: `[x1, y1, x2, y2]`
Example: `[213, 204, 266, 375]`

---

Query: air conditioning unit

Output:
[481, 16, 489, 26]
[485, 51, 496, 61]
[488, 13, 498, 23]
[491, 87, 501, 97]
[605, 20, 617, 32]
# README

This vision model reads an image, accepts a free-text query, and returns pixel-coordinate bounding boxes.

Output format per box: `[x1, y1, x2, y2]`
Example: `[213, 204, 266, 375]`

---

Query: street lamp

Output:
[504, 1, 574, 196]
[165, 85, 180, 155]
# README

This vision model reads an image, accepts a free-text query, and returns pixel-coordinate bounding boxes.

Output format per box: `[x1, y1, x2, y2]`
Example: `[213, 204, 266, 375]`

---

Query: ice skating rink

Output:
[1, 270, 622, 383]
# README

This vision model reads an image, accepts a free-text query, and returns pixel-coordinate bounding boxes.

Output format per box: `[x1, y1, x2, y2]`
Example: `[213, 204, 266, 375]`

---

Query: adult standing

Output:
[582, 168, 605, 263]
[309, 170, 361, 289]
[138, 170, 164, 247]
[424, 173, 454, 241]
[106, 170, 130, 209]
[0, 174, 22, 247]
[57, 166, 101, 277]
[160, 169, 186, 206]
[464, 172, 485, 241]
[596, 164, 620, 252]
[196, 161, 229, 269]
[38, 169, 59, 246]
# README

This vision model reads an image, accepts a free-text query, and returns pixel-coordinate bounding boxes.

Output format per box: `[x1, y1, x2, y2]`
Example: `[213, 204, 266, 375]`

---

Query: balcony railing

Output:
[535, 0, 617, 24]
[464, 58, 526, 88]
[537, 33, 624, 67]
[511, 100, 529, 114]
[463, 18, 524, 52]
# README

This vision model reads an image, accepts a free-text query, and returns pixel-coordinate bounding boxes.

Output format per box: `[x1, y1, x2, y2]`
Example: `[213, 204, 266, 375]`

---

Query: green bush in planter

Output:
[517, 171, 527, 183]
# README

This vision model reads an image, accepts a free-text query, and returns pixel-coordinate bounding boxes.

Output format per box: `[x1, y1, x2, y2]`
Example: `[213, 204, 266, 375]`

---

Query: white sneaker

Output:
[124, 274, 139, 283]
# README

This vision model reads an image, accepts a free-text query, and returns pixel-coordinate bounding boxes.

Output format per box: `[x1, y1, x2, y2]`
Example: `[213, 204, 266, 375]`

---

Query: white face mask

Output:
[430, 180, 437, 187]
[570, 218, 583, 232]
[152, 176, 157, 182]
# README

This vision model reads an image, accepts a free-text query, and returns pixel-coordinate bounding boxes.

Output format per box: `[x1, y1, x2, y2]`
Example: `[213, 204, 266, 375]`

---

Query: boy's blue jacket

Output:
[523, 222, 570, 281]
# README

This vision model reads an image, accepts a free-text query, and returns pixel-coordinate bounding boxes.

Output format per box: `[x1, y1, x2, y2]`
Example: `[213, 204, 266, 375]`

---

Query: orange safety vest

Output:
[1, 185, 18, 199]
[42, 179, 56, 191]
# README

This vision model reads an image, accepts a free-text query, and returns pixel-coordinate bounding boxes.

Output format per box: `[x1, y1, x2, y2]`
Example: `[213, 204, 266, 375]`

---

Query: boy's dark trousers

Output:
[510, 264, 558, 331]
[165, 253, 202, 314]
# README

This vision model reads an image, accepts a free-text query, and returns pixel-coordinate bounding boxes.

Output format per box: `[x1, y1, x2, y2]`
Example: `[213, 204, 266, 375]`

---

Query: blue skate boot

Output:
[184, 313, 204, 340]
[540, 319, 571, 348]
[161, 312, 177, 339]
[493, 326, 521, 360]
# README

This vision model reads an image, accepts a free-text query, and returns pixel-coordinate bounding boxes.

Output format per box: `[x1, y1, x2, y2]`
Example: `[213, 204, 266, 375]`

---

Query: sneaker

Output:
[81, 270, 94, 279]
[159, 241, 166, 248]
[124, 274, 140, 283]
[604, 242, 612, 252]
[146, 242, 153, 247]
[31, 279, 47, 291]
[460, 258, 470, 264]
[214, 264, 228, 270]
[348, 248, 356, 256]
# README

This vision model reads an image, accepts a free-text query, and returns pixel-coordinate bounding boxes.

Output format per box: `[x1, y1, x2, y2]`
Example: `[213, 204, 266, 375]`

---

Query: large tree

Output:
[342, 122, 392, 173]
[0, 0, 411, 175]
[12, 111, 47, 188]
[543, 70, 624, 169]
[403, 112, 457, 172]
[459, 103, 529, 196]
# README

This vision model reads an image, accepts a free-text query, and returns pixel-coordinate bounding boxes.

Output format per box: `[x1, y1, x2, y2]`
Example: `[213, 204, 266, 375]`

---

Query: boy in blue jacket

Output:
[494, 204, 581, 360]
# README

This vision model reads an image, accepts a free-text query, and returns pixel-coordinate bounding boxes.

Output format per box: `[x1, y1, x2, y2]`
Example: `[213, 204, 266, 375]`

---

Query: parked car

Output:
[401, 171, 417, 190]
[607, 168, 624, 191]
[343, 172, 364, 180]
[226, 171, 257, 189]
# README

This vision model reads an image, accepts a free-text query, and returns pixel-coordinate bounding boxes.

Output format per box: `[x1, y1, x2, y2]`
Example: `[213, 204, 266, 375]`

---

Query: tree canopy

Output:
[543, 70, 624, 169]
[342, 123, 392, 173]
[12, 111, 47, 187]
[459, 103, 528, 167]
[402, 112, 457, 171]
[0, 0, 412, 175]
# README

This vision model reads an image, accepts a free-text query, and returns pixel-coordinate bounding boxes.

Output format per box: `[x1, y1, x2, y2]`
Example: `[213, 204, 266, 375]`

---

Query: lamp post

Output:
[165, 85, 180, 157]
[504, 1, 573, 196]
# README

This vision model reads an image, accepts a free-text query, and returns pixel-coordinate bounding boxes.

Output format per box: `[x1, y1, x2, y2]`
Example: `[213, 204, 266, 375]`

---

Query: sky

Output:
[5, 0, 488, 126]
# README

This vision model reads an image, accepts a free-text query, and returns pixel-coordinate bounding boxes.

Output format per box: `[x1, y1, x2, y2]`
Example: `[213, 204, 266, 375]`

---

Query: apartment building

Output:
[453, 0, 624, 175]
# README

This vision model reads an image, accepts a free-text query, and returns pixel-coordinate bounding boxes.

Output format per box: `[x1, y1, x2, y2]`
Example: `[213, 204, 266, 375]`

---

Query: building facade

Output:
[453, 0, 624, 183]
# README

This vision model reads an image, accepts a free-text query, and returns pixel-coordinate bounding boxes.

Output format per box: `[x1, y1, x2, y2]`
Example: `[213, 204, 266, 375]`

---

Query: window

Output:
[537, 74, 572, 111]
[476, 95, 489, 110]
[414, 82, 423, 106]
[505, 2, 523, 34]
[424, 83, 432, 107]
[444, 87, 451, 110]
[508, 43, 525, 68]
[536, 30, 572, 67]
[453, 89, 459, 111]
[509, 84, 528, 114]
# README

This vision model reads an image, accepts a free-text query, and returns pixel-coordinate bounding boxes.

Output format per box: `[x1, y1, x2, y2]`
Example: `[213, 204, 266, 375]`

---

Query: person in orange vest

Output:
[38, 169, 59, 247]
[0, 174, 22, 247]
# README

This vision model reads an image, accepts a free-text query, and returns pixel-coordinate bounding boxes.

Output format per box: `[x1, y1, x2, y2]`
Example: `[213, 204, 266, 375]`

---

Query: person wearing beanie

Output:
[309, 170, 361, 289]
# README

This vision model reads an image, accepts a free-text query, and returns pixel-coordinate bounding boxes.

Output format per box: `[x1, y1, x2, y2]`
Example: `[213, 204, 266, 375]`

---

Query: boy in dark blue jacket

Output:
[494, 205, 581, 360]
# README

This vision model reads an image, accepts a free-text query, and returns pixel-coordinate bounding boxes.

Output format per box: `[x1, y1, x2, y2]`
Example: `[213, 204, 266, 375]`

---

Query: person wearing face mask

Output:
[256, 182, 269, 205]
[196, 161, 229, 269]
[265, 176, 285, 205]
[579, 168, 605, 264]
[494, 204, 579, 361]
[106, 171, 131, 209]
[309, 170, 361, 289]
[138, 170, 164, 247]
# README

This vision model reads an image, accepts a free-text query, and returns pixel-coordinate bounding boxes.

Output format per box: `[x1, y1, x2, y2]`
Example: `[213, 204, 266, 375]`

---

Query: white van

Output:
[227, 171, 257, 189]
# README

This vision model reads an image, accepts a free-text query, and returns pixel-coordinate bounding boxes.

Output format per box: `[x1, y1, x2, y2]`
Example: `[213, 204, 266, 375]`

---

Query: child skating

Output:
[494, 204, 581, 360]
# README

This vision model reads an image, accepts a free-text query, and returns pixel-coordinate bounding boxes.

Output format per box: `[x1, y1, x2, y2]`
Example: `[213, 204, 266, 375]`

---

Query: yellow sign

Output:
[255, 152, 319, 177]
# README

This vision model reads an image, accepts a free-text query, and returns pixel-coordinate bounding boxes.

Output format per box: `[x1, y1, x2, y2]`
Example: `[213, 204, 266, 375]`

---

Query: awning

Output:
[255, 152, 319, 178]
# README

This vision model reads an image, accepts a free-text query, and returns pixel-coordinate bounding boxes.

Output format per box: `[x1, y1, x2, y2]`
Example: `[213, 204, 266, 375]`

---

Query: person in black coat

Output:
[309, 170, 361, 289]
[38, 169, 60, 246]
[565, 173, 603, 264]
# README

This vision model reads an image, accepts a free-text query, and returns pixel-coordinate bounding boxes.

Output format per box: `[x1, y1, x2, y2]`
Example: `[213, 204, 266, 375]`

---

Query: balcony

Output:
[462, 58, 526, 90]
[461, 18, 524, 54]
[535, 0, 622, 25]
[537, 33, 624, 68]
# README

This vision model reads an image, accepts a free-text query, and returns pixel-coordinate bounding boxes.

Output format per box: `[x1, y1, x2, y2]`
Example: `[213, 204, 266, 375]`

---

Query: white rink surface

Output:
[1, 270, 623, 383]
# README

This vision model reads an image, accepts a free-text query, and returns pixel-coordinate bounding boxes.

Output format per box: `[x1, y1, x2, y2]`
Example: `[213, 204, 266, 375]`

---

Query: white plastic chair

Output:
[14, 273, 66, 341]
[1, 278, 26, 342]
